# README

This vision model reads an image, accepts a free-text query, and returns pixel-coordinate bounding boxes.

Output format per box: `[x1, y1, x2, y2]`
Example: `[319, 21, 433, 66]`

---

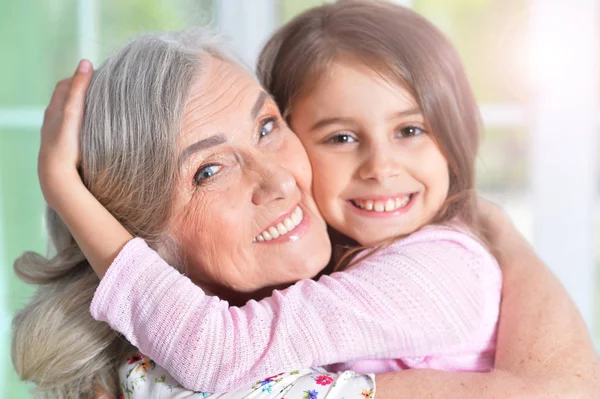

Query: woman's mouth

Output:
[351, 194, 413, 213]
[253, 206, 304, 242]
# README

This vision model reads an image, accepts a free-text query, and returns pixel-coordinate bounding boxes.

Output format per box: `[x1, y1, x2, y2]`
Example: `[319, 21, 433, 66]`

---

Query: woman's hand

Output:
[38, 59, 93, 211]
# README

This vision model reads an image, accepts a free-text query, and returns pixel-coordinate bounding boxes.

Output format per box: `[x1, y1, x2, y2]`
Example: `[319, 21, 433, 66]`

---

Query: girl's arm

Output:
[38, 60, 132, 280]
[88, 230, 494, 392]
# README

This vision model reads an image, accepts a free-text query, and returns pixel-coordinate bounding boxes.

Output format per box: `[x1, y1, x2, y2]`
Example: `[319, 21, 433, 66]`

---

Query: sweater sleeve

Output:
[91, 227, 499, 393]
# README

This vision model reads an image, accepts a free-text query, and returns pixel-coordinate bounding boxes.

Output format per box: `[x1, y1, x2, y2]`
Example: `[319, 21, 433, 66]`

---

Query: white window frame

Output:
[528, 0, 599, 336]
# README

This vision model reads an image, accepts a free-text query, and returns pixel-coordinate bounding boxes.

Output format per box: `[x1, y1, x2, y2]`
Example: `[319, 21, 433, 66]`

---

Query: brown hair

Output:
[257, 0, 486, 268]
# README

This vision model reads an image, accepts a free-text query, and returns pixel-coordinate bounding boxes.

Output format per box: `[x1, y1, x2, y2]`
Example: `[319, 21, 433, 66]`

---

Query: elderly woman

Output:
[13, 28, 599, 398]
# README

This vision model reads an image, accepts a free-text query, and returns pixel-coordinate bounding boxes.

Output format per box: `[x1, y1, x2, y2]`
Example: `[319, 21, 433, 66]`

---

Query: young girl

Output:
[41, 0, 501, 395]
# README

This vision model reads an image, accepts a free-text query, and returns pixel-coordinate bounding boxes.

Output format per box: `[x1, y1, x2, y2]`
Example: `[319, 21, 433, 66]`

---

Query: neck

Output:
[194, 279, 291, 307]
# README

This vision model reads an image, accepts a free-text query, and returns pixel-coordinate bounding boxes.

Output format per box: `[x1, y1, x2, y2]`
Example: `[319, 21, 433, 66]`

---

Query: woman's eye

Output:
[326, 133, 357, 144]
[397, 126, 425, 138]
[193, 164, 222, 185]
[259, 118, 276, 138]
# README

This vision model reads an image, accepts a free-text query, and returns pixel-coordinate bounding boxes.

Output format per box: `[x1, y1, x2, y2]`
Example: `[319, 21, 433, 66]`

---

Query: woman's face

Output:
[170, 56, 330, 297]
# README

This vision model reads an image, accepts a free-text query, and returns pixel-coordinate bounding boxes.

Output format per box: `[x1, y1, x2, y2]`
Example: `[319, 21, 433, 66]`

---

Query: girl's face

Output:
[290, 60, 450, 247]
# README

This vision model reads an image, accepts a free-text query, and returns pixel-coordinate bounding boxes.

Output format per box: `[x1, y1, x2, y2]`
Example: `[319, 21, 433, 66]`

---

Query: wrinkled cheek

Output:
[176, 196, 209, 242]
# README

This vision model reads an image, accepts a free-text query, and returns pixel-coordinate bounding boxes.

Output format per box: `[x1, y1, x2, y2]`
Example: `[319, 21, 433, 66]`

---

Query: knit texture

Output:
[91, 225, 501, 393]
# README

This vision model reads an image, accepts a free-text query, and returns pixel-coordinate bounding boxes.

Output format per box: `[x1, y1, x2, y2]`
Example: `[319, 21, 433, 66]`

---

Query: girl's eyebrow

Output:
[310, 107, 422, 131]
[391, 107, 421, 119]
[309, 117, 356, 131]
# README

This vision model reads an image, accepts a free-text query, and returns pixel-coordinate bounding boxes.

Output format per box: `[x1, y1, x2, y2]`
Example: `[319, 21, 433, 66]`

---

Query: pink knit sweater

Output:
[91, 225, 501, 393]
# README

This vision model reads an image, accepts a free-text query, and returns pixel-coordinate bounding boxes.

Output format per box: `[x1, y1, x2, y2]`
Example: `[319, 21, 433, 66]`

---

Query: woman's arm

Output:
[374, 203, 600, 399]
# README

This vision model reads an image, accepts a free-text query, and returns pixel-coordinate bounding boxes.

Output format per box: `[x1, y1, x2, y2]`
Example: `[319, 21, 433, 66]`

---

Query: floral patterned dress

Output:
[119, 353, 376, 399]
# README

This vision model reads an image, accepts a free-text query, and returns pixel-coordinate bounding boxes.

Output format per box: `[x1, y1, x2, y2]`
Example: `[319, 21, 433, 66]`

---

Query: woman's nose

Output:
[358, 144, 402, 182]
[251, 158, 297, 206]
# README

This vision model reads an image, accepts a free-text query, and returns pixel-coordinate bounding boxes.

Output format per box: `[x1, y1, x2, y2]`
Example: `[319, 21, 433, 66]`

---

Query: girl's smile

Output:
[348, 192, 417, 217]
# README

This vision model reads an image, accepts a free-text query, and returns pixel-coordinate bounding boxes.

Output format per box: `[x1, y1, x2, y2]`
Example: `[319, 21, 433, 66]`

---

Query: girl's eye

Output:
[326, 133, 357, 144]
[259, 118, 276, 138]
[397, 126, 425, 138]
[193, 164, 222, 185]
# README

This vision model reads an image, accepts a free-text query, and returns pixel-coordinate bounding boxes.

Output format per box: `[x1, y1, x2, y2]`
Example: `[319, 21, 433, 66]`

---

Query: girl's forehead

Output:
[305, 61, 419, 110]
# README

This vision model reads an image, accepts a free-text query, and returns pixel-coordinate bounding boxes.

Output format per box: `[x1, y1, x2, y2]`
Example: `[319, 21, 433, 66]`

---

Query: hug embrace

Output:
[12, 1, 600, 398]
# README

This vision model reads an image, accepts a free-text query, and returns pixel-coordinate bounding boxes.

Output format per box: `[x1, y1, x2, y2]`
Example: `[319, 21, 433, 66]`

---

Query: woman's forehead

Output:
[180, 57, 261, 144]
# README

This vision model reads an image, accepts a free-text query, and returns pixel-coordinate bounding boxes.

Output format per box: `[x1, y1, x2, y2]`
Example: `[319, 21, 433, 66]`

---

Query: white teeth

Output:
[268, 226, 280, 239]
[276, 223, 287, 235]
[291, 211, 301, 225]
[353, 195, 412, 213]
[284, 218, 294, 230]
[254, 206, 304, 242]
[385, 199, 395, 212]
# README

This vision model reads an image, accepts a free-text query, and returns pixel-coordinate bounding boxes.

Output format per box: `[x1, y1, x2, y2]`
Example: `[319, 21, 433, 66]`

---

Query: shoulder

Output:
[365, 225, 500, 279]
[382, 225, 494, 261]
[118, 354, 372, 398]
[119, 353, 211, 398]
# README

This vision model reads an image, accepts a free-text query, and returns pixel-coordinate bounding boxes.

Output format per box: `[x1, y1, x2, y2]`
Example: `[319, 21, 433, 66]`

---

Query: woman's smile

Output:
[253, 204, 307, 243]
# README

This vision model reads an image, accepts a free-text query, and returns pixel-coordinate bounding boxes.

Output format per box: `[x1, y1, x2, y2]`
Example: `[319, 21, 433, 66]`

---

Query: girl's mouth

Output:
[350, 194, 414, 213]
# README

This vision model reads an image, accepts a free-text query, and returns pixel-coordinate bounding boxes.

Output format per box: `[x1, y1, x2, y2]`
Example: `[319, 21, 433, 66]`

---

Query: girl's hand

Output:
[36, 59, 133, 279]
[38, 59, 93, 210]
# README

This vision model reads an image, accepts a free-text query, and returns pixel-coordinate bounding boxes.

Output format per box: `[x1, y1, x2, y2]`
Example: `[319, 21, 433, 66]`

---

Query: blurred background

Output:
[1, 0, 598, 396]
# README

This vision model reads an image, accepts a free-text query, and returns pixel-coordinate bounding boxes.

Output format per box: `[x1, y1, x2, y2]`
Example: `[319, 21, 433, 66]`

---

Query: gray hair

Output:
[12, 28, 237, 398]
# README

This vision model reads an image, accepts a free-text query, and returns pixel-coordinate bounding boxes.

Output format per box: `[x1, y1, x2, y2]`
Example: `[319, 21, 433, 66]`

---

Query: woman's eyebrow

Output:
[178, 92, 269, 168]
[178, 134, 226, 168]
[250, 91, 269, 120]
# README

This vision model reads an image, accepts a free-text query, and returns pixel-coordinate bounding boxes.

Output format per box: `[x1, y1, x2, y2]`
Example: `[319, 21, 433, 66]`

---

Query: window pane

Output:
[477, 126, 529, 192]
[98, 0, 213, 59]
[0, 0, 79, 107]
[1, 129, 44, 399]
[413, 0, 530, 104]
[477, 126, 533, 241]
[596, 136, 600, 347]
